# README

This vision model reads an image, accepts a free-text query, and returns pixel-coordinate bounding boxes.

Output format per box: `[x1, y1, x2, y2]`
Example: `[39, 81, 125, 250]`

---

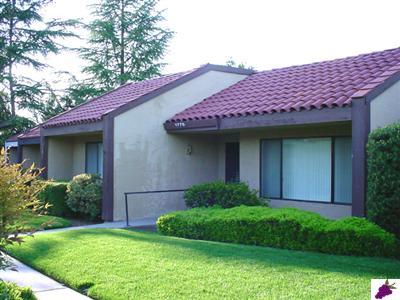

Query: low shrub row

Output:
[184, 181, 265, 208]
[157, 206, 398, 258]
[39, 174, 102, 220]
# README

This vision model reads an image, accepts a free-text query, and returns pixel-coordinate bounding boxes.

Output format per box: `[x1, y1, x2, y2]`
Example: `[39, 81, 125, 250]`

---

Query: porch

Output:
[166, 121, 353, 219]
[45, 132, 103, 181]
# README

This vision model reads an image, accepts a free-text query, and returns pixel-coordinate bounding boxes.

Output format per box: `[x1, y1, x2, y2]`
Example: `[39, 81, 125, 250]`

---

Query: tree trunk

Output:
[8, 0, 16, 117]
[119, 0, 125, 85]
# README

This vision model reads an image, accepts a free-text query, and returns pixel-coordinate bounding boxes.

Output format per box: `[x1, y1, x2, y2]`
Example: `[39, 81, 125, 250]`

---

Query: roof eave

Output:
[164, 107, 352, 133]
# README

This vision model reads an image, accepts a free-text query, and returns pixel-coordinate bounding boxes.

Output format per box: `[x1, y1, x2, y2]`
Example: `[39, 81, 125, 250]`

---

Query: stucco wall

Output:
[22, 145, 41, 168]
[370, 80, 400, 130]
[47, 137, 73, 180]
[239, 122, 352, 218]
[113, 70, 247, 220]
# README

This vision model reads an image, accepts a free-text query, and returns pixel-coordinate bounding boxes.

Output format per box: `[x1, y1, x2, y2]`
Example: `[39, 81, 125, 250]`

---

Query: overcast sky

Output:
[18, 0, 400, 117]
[37, 0, 400, 75]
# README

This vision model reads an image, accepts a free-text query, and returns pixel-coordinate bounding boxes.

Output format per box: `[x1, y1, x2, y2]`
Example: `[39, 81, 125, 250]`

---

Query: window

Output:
[261, 137, 352, 204]
[334, 137, 352, 203]
[86, 142, 103, 177]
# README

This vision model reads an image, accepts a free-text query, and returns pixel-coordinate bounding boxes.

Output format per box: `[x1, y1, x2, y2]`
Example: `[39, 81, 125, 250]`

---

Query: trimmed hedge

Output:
[184, 181, 265, 208]
[39, 181, 73, 217]
[0, 281, 36, 300]
[367, 123, 400, 239]
[157, 206, 398, 258]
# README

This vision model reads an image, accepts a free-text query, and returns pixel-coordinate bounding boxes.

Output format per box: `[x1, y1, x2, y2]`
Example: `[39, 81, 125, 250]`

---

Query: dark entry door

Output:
[225, 142, 240, 182]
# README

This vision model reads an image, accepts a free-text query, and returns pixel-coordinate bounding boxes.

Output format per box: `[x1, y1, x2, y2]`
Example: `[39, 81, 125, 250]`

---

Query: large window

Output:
[261, 137, 352, 204]
[86, 142, 103, 177]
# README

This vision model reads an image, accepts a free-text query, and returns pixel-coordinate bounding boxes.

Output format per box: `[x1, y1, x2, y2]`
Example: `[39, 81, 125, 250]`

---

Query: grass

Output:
[16, 214, 72, 231]
[6, 229, 400, 300]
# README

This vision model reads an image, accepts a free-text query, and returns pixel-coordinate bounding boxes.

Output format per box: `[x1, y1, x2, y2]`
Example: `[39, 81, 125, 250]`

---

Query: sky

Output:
[18, 0, 400, 117]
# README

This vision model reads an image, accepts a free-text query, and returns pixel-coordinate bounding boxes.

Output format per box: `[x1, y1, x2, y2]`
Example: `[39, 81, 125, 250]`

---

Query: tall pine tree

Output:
[0, 0, 77, 119]
[80, 0, 173, 95]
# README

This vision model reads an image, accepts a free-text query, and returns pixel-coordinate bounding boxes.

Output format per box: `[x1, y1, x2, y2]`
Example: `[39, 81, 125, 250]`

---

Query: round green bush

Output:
[0, 281, 36, 300]
[184, 181, 265, 208]
[367, 123, 400, 239]
[66, 174, 102, 220]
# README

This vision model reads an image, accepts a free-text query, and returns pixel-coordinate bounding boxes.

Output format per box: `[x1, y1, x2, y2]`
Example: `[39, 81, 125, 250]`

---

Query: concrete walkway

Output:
[0, 255, 91, 300]
[0, 217, 157, 299]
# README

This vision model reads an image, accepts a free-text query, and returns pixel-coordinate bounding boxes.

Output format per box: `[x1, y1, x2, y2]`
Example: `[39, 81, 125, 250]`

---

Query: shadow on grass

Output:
[7, 228, 400, 280]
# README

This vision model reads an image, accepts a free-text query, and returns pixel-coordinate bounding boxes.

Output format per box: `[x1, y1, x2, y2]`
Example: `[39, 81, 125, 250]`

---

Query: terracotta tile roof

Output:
[168, 47, 400, 122]
[42, 69, 198, 128]
[19, 126, 40, 139]
[5, 126, 40, 142]
[5, 133, 20, 142]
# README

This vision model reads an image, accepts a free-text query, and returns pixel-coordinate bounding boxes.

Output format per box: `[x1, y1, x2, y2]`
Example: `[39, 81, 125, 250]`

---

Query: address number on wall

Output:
[174, 122, 186, 128]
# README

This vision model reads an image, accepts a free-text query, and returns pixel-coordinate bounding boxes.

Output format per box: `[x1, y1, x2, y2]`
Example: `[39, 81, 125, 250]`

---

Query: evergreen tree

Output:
[0, 0, 77, 118]
[80, 0, 173, 95]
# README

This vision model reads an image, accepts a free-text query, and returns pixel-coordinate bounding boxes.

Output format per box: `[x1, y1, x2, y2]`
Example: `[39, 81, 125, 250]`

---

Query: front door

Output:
[225, 142, 240, 183]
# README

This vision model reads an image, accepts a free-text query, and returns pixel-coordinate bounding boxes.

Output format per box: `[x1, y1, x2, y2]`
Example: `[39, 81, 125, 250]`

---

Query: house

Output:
[6, 47, 400, 221]
[5, 126, 41, 167]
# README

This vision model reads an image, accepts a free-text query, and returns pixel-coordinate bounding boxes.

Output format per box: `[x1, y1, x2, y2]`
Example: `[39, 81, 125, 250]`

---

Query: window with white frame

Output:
[85, 142, 103, 177]
[261, 137, 352, 204]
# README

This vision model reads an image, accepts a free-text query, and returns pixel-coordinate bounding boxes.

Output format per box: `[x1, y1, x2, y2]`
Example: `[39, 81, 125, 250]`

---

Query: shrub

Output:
[39, 181, 73, 217]
[157, 206, 398, 258]
[367, 123, 400, 239]
[0, 281, 36, 300]
[0, 149, 45, 246]
[66, 174, 102, 220]
[184, 181, 264, 208]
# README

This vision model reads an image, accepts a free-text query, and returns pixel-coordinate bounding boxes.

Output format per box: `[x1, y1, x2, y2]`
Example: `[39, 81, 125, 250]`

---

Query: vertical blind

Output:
[261, 137, 352, 203]
[282, 138, 331, 201]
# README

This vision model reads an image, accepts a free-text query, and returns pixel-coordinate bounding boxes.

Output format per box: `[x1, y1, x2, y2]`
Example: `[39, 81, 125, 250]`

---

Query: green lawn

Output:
[16, 214, 72, 231]
[6, 229, 400, 300]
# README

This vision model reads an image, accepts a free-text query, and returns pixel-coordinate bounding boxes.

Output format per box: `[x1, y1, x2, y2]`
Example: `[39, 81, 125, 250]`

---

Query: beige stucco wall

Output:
[113, 70, 247, 221]
[48, 137, 73, 180]
[370, 80, 400, 130]
[47, 134, 102, 180]
[22, 145, 41, 169]
[239, 122, 352, 219]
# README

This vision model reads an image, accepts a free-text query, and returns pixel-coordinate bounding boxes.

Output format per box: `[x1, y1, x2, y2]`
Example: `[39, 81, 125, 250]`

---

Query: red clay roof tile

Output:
[168, 47, 400, 122]
[42, 69, 198, 128]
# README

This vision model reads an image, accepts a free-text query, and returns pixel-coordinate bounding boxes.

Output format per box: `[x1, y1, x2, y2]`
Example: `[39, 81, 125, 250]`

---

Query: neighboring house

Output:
[6, 48, 400, 221]
[5, 126, 41, 167]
